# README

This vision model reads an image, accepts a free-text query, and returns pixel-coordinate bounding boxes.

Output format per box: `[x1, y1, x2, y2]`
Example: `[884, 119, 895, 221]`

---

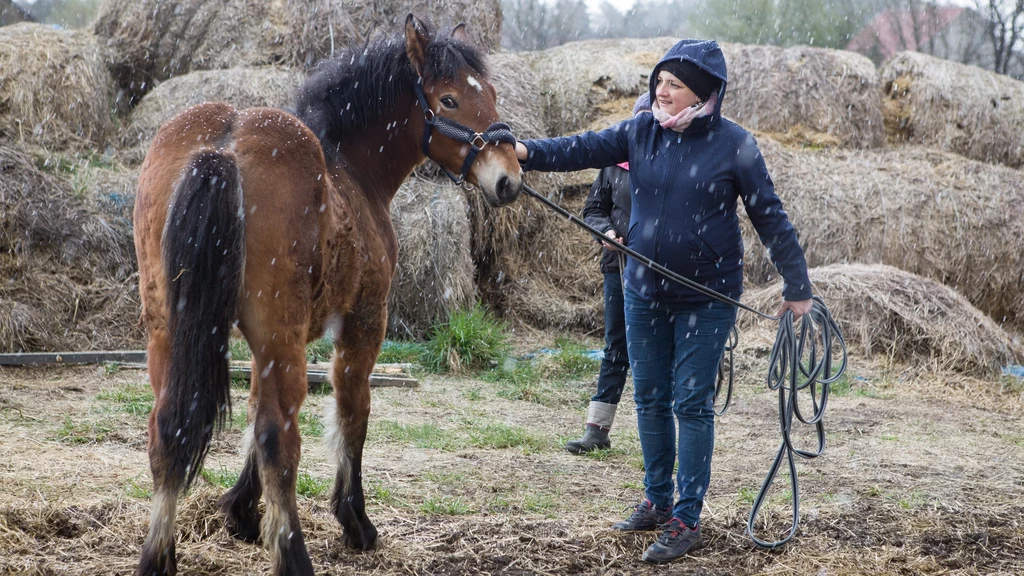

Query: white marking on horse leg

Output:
[241, 420, 255, 460]
[323, 400, 352, 491]
[146, 489, 178, 555]
[261, 493, 292, 567]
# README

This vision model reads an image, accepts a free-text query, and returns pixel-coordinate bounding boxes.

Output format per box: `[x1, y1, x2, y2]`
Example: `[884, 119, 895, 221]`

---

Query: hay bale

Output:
[0, 145, 141, 352]
[388, 179, 477, 339]
[743, 137, 1024, 331]
[503, 189, 605, 331]
[94, 0, 502, 108]
[0, 23, 116, 151]
[524, 37, 678, 136]
[880, 51, 1024, 168]
[740, 264, 1023, 376]
[121, 66, 303, 164]
[718, 43, 884, 149]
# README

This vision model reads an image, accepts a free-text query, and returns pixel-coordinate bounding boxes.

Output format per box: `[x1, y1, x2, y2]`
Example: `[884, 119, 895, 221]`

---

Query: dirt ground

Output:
[1, 336, 1023, 575]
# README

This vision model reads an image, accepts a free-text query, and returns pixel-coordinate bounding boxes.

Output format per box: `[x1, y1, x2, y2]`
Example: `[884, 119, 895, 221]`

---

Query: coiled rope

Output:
[522, 184, 847, 549]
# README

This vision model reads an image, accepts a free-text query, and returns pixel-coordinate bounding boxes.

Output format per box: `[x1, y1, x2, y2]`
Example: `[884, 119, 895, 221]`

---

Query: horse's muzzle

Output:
[492, 174, 522, 206]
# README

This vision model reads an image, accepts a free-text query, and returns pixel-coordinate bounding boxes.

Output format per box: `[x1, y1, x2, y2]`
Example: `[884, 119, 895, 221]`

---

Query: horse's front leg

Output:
[324, 308, 384, 550]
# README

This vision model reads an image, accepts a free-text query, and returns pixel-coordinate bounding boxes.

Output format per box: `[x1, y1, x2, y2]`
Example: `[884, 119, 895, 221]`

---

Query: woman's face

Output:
[655, 70, 701, 116]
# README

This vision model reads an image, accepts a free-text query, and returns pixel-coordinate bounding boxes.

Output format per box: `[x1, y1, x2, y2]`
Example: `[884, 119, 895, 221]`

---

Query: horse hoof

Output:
[218, 494, 262, 543]
[136, 541, 177, 576]
[341, 520, 378, 551]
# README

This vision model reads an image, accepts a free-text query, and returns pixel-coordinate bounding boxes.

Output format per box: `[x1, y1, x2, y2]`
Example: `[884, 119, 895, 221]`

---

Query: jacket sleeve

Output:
[735, 136, 813, 301]
[519, 120, 631, 173]
[581, 168, 615, 235]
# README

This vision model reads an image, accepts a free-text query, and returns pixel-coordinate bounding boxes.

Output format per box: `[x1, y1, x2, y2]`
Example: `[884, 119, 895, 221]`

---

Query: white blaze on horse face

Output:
[466, 75, 483, 93]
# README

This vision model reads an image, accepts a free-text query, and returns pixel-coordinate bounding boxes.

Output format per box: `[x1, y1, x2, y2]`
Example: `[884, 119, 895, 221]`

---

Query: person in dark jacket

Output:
[515, 39, 812, 564]
[565, 94, 651, 455]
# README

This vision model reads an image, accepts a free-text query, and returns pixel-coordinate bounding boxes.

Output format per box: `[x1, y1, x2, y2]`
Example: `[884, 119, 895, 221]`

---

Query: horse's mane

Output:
[296, 26, 487, 165]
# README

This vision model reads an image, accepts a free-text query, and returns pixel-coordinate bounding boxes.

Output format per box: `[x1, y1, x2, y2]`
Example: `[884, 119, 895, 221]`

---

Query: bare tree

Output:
[502, 0, 554, 51]
[974, 0, 1024, 75]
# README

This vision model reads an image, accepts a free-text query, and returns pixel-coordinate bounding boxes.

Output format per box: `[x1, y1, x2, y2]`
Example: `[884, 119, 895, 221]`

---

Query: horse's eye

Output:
[440, 96, 458, 109]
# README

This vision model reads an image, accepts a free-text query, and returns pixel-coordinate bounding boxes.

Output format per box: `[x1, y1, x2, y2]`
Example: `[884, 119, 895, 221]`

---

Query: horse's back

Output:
[135, 102, 331, 334]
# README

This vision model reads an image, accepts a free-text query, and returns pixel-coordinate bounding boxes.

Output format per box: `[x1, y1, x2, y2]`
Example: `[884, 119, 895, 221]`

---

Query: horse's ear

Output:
[450, 23, 471, 44]
[405, 14, 430, 77]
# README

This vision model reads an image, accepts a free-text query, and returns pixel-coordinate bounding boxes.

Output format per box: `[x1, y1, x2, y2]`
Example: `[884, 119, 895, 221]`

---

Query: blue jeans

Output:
[594, 272, 629, 405]
[624, 285, 736, 527]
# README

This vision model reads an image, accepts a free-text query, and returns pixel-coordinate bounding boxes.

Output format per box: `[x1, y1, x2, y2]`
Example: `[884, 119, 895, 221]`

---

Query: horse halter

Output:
[412, 80, 516, 186]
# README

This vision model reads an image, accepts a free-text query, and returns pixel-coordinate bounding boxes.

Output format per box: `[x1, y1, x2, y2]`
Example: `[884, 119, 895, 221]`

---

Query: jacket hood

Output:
[649, 39, 728, 132]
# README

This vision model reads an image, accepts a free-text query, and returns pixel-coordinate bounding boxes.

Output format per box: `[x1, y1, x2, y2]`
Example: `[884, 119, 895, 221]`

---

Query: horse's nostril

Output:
[497, 176, 511, 197]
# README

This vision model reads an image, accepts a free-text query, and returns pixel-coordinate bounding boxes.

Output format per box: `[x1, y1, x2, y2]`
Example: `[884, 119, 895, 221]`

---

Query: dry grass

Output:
[719, 43, 884, 149]
[523, 37, 678, 136]
[0, 145, 142, 353]
[1, 346, 1023, 575]
[741, 264, 1023, 376]
[881, 50, 1024, 168]
[122, 66, 304, 165]
[745, 137, 1024, 331]
[0, 23, 116, 151]
[93, 0, 502, 109]
[388, 179, 477, 339]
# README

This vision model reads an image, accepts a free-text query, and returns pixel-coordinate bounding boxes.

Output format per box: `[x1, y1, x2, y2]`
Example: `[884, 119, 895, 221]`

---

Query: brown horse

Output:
[132, 16, 521, 576]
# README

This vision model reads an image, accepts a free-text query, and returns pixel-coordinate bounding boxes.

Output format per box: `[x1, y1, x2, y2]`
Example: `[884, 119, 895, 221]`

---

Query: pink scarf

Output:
[651, 91, 718, 133]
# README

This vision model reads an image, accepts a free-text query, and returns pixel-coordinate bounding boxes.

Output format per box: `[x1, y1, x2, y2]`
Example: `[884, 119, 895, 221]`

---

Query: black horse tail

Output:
[160, 150, 245, 491]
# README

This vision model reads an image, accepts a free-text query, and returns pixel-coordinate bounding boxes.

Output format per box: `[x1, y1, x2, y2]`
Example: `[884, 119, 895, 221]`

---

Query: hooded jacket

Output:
[520, 39, 812, 304]
[582, 164, 631, 274]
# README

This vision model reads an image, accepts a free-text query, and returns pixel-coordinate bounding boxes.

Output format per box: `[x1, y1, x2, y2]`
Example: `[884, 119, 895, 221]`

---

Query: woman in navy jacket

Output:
[515, 39, 813, 564]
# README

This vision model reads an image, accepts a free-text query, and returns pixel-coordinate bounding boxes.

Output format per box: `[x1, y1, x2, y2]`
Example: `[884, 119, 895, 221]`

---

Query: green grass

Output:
[125, 477, 153, 499]
[738, 486, 758, 505]
[367, 480, 399, 506]
[486, 361, 550, 404]
[464, 387, 483, 401]
[229, 339, 252, 361]
[485, 359, 590, 408]
[228, 408, 248, 430]
[296, 472, 331, 498]
[370, 420, 461, 451]
[421, 305, 510, 373]
[550, 336, 600, 380]
[420, 495, 473, 515]
[378, 341, 425, 364]
[54, 417, 114, 445]
[297, 409, 324, 437]
[468, 422, 549, 452]
[201, 467, 240, 489]
[228, 336, 337, 364]
[829, 373, 853, 397]
[96, 383, 154, 418]
[306, 336, 334, 363]
[523, 492, 557, 514]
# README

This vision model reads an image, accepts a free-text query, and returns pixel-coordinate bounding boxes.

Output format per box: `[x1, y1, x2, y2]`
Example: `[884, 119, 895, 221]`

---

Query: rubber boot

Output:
[564, 401, 616, 454]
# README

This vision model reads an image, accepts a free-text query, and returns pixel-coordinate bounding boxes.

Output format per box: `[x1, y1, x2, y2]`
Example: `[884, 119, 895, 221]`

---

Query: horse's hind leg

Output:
[250, 335, 315, 576]
[137, 327, 179, 576]
[218, 367, 263, 543]
[325, 309, 383, 550]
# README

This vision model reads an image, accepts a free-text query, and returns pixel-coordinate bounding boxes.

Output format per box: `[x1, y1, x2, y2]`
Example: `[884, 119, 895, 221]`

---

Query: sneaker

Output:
[641, 518, 702, 564]
[564, 425, 611, 454]
[610, 499, 671, 531]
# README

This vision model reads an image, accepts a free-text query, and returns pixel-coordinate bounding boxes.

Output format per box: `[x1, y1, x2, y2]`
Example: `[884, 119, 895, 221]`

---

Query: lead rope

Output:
[521, 183, 847, 549]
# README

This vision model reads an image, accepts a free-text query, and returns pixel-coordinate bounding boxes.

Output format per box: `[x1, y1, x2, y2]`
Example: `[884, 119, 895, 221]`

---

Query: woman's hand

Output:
[776, 299, 812, 320]
[601, 229, 623, 251]
[515, 142, 528, 161]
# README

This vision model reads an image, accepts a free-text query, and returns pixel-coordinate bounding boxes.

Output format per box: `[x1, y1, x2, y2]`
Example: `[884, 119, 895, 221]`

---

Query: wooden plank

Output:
[0, 351, 148, 365]
[81, 362, 418, 389]
[0, 351, 419, 388]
